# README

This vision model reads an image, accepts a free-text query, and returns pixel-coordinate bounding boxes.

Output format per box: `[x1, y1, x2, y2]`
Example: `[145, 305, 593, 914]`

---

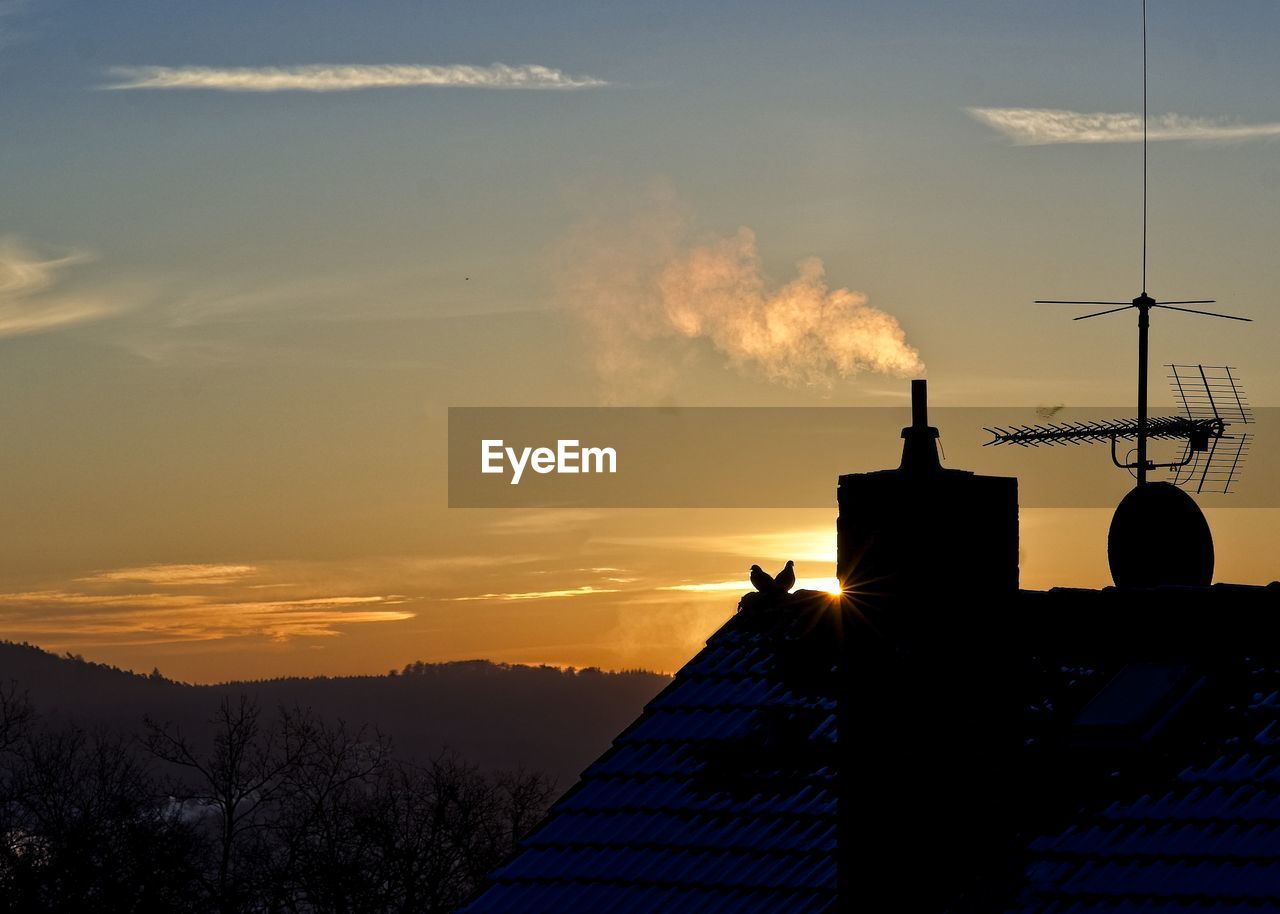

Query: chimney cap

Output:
[900, 379, 942, 472]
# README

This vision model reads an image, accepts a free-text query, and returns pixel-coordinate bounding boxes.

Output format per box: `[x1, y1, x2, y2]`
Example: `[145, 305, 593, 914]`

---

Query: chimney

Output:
[899, 378, 942, 473]
[834, 379, 1020, 911]
[836, 379, 1018, 601]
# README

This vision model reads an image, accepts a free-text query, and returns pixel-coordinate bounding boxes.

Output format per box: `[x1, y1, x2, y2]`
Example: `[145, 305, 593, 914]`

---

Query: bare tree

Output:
[0, 681, 31, 756]
[493, 766, 557, 858]
[0, 681, 32, 837]
[0, 681, 33, 910]
[144, 695, 305, 914]
[352, 753, 553, 914]
[0, 722, 198, 913]
[1, 686, 555, 914]
[366, 755, 493, 914]
[270, 710, 392, 914]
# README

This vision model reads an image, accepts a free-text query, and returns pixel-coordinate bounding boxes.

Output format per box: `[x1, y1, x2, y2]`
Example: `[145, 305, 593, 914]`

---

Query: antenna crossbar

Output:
[984, 415, 1222, 448]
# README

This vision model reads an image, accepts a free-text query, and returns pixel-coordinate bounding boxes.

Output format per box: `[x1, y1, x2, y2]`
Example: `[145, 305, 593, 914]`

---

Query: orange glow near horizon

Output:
[1, 508, 1278, 683]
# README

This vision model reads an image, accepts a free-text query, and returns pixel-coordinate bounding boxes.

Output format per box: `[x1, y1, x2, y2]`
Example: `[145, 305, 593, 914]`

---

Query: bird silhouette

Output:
[749, 564, 774, 593]
[773, 560, 795, 594]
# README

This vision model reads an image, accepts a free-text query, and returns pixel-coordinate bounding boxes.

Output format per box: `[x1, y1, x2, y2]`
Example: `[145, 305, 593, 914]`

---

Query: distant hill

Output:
[0, 641, 670, 787]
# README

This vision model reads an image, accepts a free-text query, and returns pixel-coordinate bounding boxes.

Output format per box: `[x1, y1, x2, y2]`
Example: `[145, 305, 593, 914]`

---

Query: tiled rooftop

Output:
[462, 591, 841, 914]
[1009, 595, 1280, 912]
[465, 582, 1280, 912]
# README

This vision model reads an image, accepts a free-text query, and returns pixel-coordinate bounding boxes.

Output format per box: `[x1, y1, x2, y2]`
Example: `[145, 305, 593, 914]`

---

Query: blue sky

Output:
[2, 0, 1279, 679]
[4, 2, 1278, 381]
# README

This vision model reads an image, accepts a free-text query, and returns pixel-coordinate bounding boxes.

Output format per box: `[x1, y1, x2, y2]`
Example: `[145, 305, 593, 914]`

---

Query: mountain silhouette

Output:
[0, 641, 668, 786]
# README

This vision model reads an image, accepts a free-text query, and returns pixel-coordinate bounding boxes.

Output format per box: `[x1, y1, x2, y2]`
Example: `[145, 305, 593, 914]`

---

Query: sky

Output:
[2, 0, 1280, 682]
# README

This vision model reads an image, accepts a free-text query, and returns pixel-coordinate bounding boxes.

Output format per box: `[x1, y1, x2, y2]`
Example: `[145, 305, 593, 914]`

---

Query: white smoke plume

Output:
[658, 227, 924, 384]
[557, 189, 923, 398]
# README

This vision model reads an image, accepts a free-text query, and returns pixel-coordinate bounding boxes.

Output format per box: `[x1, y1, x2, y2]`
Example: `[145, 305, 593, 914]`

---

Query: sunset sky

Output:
[3, 0, 1280, 682]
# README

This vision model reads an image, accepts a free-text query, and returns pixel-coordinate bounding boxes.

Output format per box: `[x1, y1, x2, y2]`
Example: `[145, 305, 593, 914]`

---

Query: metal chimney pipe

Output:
[899, 379, 941, 474]
[912, 379, 928, 429]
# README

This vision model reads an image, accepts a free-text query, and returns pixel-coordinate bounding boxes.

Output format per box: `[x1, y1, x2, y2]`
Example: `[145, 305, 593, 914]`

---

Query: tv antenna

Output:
[985, 363, 1253, 494]
[988, 0, 1251, 489]
[982, 0, 1257, 588]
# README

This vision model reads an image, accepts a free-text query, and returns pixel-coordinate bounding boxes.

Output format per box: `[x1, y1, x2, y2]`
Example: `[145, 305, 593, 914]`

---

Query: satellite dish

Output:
[1108, 482, 1213, 588]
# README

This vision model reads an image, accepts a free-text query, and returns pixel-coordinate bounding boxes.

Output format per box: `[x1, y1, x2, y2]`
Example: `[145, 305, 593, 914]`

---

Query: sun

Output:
[797, 576, 843, 596]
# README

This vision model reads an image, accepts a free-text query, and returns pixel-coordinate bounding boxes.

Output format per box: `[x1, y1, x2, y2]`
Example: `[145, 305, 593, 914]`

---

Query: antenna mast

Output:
[1142, 0, 1148, 297]
[1032, 0, 1249, 487]
[988, 0, 1257, 588]
[1138, 0, 1148, 483]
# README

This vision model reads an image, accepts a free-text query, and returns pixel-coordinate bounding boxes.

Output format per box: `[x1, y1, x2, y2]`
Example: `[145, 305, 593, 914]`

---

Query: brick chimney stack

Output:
[835, 379, 1020, 910]
[836, 379, 1019, 600]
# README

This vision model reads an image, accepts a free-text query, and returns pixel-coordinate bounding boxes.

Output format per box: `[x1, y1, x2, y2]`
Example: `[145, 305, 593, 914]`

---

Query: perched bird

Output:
[773, 560, 796, 594]
[749, 564, 774, 593]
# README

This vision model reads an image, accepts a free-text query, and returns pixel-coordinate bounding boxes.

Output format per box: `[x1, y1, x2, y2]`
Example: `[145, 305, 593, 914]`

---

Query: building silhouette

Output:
[463, 382, 1280, 912]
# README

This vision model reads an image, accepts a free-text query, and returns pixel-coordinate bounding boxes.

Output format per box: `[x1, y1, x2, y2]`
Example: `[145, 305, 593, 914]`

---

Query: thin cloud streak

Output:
[451, 586, 619, 602]
[0, 590, 414, 643]
[78, 563, 258, 586]
[0, 237, 114, 338]
[102, 63, 607, 92]
[599, 527, 837, 564]
[968, 107, 1280, 145]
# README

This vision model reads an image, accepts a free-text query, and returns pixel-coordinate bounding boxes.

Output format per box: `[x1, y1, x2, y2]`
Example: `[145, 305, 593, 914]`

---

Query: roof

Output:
[462, 590, 841, 914]
[1006, 583, 1280, 913]
[464, 582, 1280, 913]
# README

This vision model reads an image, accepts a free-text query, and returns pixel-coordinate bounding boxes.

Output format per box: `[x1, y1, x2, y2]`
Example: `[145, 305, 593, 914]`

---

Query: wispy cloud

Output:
[102, 63, 607, 93]
[0, 589, 413, 643]
[451, 585, 619, 602]
[968, 107, 1280, 145]
[77, 564, 258, 586]
[0, 237, 115, 338]
[487, 510, 606, 535]
[661, 579, 755, 593]
[599, 526, 837, 565]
